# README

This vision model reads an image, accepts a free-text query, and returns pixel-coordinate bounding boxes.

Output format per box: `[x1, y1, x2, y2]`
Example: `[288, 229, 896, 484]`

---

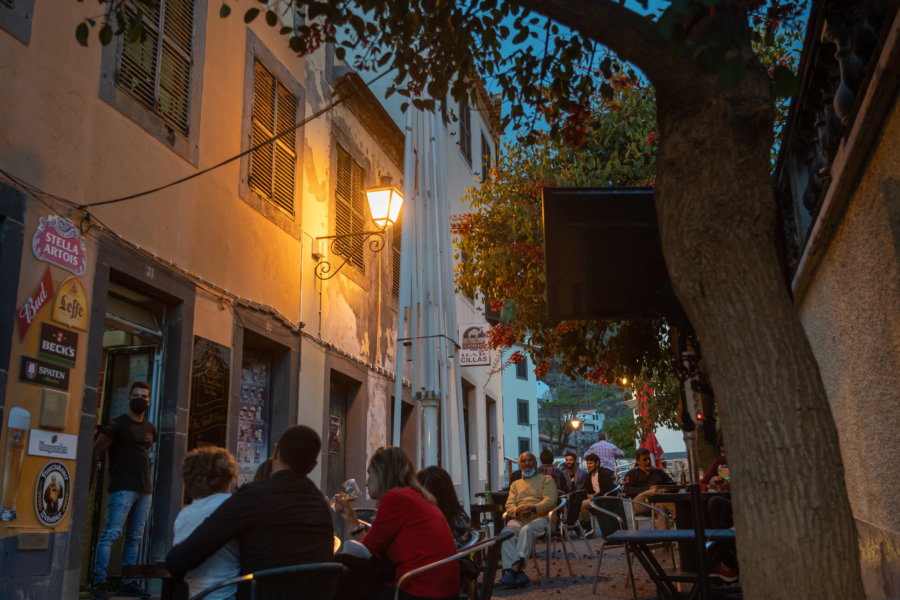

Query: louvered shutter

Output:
[392, 211, 402, 297]
[335, 146, 365, 273]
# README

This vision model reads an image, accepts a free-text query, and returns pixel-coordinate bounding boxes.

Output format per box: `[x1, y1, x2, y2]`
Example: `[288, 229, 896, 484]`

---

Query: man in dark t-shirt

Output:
[91, 381, 157, 599]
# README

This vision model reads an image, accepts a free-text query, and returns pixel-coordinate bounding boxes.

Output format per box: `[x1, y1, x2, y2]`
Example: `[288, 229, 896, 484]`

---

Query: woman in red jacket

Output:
[335, 447, 459, 600]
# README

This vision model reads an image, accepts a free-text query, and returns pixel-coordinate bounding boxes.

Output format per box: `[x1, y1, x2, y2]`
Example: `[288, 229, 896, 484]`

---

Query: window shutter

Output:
[249, 60, 296, 216]
[459, 100, 471, 164]
[392, 211, 402, 297]
[117, 0, 194, 135]
[335, 146, 365, 273]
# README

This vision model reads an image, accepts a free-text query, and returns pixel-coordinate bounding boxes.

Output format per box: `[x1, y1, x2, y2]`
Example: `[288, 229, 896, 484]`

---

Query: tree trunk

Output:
[653, 32, 865, 600]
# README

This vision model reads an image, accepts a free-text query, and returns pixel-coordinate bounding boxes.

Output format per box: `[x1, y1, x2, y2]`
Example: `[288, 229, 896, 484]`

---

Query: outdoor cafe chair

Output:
[190, 562, 343, 600]
[560, 485, 622, 559]
[394, 529, 514, 600]
[503, 497, 575, 582]
[587, 496, 675, 599]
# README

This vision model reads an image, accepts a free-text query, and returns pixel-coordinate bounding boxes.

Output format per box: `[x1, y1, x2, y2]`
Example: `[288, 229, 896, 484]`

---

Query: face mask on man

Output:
[130, 395, 148, 414]
[522, 469, 537, 478]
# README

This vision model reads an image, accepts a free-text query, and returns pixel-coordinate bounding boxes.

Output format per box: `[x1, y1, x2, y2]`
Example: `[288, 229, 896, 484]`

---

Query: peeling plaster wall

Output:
[796, 99, 900, 599]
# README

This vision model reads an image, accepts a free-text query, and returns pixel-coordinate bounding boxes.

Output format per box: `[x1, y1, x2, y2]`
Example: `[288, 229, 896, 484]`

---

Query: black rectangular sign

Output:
[38, 322, 78, 366]
[20, 355, 70, 391]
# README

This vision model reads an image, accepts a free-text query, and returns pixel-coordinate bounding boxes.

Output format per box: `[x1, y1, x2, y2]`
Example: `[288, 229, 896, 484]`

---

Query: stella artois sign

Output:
[32, 216, 87, 276]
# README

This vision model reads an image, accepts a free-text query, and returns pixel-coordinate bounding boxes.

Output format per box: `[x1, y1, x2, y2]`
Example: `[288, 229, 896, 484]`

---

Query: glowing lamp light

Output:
[569, 419, 582, 430]
[366, 186, 404, 228]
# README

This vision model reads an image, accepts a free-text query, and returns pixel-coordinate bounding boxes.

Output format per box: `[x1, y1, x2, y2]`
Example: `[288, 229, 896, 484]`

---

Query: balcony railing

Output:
[776, 0, 898, 290]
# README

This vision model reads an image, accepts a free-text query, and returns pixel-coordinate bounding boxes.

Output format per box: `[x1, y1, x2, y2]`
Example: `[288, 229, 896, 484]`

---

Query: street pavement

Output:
[490, 534, 674, 600]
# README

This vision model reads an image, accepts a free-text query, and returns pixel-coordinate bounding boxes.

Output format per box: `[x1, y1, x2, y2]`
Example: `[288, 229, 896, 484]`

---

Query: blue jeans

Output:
[93, 490, 152, 584]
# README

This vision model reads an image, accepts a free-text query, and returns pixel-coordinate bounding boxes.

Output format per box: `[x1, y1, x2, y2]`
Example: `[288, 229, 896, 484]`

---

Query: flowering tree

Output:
[76, 1, 865, 597]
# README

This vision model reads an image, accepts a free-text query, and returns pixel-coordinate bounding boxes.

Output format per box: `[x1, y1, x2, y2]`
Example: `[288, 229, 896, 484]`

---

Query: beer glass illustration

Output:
[1, 407, 31, 521]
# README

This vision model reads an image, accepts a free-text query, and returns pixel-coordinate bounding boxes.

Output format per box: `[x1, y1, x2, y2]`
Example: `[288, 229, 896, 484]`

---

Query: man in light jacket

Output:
[498, 451, 558, 588]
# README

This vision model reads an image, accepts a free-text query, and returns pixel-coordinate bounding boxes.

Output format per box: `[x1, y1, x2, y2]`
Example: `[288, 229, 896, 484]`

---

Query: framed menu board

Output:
[188, 337, 231, 450]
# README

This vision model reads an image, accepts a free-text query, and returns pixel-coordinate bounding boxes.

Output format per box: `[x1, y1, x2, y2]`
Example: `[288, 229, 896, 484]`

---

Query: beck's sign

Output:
[38, 323, 78, 366]
[32, 216, 87, 276]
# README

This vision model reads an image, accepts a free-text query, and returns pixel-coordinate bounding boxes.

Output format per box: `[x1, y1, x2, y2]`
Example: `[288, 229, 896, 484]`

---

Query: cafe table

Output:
[646, 490, 731, 572]
[608, 528, 738, 600]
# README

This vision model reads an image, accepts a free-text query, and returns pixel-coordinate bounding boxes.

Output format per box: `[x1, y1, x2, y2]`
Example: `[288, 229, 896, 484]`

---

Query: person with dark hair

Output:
[91, 381, 156, 599]
[252, 457, 273, 482]
[622, 447, 676, 528]
[335, 447, 458, 600]
[173, 447, 239, 599]
[578, 453, 615, 534]
[537, 448, 568, 494]
[166, 425, 334, 581]
[561, 451, 588, 526]
[416, 466, 474, 548]
[582, 431, 623, 490]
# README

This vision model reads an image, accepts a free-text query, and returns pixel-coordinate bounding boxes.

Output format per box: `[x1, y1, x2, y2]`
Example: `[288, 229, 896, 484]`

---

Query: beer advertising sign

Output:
[38, 323, 78, 367]
[16, 267, 54, 340]
[32, 216, 87, 276]
[19, 356, 70, 391]
[28, 430, 78, 460]
[52, 277, 89, 331]
[33, 461, 70, 527]
[459, 323, 491, 367]
[1, 407, 31, 522]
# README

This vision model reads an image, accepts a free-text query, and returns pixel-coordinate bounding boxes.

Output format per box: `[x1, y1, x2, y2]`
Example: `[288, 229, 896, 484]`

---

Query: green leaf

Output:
[220, 3, 231, 18]
[265, 10, 278, 27]
[76, 22, 89, 47]
[244, 8, 260, 23]
[99, 23, 112, 46]
[334, 46, 346, 61]
[717, 56, 745, 89]
[772, 65, 799, 98]
[289, 36, 304, 52]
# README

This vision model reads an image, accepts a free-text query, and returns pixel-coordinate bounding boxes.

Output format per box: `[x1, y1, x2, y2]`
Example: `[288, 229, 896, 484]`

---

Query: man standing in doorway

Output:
[582, 431, 624, 488]
[91, 381, 156, 599]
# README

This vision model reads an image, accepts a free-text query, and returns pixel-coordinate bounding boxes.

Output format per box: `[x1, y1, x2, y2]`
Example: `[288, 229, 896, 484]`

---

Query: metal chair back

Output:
[190, 562, 343, 600]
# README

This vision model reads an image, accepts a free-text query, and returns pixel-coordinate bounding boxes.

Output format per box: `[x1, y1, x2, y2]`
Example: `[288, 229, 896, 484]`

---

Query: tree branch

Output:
[510, 0, 695, 95]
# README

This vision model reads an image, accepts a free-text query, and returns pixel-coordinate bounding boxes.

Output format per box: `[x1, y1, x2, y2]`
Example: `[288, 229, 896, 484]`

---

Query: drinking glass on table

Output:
[717, 463, 730, 481]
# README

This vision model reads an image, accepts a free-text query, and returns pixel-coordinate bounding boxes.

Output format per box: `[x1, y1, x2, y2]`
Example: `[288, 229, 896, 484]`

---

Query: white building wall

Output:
[501, 346, 539, 473]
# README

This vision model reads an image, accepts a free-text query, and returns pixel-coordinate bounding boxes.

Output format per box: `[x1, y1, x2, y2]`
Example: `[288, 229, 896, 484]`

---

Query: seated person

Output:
[166, 425, 334, 581]
[579, 453, 614, 535]
[335, 447, 459, 600]
[498, 452, 558, 588]
[417, 465, 475, 548]
[173, 447, 240, 599]
[701, 430, 728, 490]
[622, 447, 676, 528]
[561, 451, 588, 526]
[536, 449, 568, 494]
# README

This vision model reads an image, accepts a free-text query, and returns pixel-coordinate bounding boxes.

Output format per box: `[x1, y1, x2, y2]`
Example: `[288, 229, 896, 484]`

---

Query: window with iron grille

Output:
[249, 60, 298, 216]
[481, 133, 492, 183]
[116, 0, 195, 135]
[517, 399, 529, 425]
[459, 100, 471, 164]
[1, 0, 35, 44]
[335, 145, 366, 273]
[516, 357, 528, 380]
[392, 210, 402, 297]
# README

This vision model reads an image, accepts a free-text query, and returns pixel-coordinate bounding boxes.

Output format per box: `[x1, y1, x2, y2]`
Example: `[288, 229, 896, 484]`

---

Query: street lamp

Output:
[314, 182, 404, 280]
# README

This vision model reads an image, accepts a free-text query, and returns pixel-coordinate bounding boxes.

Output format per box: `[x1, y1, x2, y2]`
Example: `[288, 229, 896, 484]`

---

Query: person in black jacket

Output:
[622, 447, 676, 528]
[166, 425, 334, 585]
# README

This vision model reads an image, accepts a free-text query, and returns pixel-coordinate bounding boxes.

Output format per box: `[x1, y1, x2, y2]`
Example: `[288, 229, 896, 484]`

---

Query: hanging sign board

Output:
[17, 267, 55, 340]
[38, 323, 78, 366]
[459, 323, 490, 367]
[52, 277, 89, 331]
[32, 215, 87, 276]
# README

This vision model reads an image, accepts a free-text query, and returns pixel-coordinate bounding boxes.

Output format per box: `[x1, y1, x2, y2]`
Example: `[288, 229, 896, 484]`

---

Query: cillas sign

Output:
[33, 216, 87, 276]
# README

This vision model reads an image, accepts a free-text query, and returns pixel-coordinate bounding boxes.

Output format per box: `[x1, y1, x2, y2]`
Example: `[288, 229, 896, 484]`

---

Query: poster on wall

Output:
[459, 323, 491, 366]
[188, 337, 231, 451]
[33, 460, 70, 527]
[328, 415, 341, 454]
[236, 353, 270, 486]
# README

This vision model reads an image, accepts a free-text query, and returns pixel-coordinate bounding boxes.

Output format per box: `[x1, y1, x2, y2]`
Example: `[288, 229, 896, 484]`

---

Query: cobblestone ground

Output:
[490, 535, 675, 600]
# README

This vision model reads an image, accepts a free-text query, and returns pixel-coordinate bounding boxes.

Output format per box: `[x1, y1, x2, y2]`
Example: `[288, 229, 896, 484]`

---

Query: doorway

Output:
[80, 283, 164, 593]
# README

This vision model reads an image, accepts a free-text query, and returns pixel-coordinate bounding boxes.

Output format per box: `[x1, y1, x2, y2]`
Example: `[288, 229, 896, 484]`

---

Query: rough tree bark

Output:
[516, 1, 865, 598]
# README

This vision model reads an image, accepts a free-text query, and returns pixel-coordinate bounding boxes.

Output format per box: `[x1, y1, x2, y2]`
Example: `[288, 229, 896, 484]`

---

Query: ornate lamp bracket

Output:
[314, 226, 388, 280]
